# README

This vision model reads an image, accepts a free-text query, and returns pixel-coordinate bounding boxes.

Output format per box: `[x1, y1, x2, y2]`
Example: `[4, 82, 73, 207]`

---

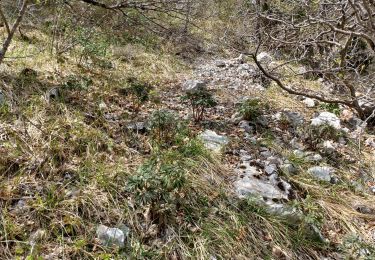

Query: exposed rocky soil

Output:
[157, 54, 375, 252]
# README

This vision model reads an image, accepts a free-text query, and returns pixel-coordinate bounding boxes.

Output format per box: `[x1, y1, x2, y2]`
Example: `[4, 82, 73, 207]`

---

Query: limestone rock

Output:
[256, 52, 273, 66]
[280, 163, 297, 175]
[182, 80, 206, 93]
[303, 98, 316, 108]
[311, 112, 341, 129]
[215, 60, 226, 68]
[46, 87, 60, 101]
[198, 130, 228, 153]
[96, 224, 126, 248]
[307, 166, 334, 182]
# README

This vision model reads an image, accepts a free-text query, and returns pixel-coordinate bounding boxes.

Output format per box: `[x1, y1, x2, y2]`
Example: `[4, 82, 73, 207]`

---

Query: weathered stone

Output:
[47, 87, 60, 101]
[127, 122, 147, 133]
[29, 229, 47, 246]
[358, 98, 375, 117]
[235, 174, 288, 200]
[256, 115, 269, 127]
[293, 149, 305, 158]
[238, 120, 253, 133]
[237, 63, 257, 76]
[96, 224, 126, 248]
[355, 205, 375, 214]
[307, 166, 334, 182]
[98, 102, 107, 110]
[338, 137, 347, 145]
[256, 52, 273, 66]
[260, 149, 272, 158]
[322, 140, 336, 153]
[290, 137, 306, 150]
[274, 111, 304, 127]
[198, 130, 228, 153]
[265, 164, 277, 175]
[182, 80, 206, 93]
[305, 153, 323, 162]
[266, 202, 303, 224]
[365, 137, 375, 149]
[303, 98, 316, 108]
[11, 199, 28, 214]
[280, 163, 297, 175]
[235, 53, 246, 64]
[311, 112, 341, 129]
[215, 60, 226, 68]
[267, 156, 282, 165]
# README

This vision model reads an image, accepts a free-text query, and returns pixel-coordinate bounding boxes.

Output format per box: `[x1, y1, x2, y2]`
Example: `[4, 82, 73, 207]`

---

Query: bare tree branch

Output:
[0, 0, 29, 64]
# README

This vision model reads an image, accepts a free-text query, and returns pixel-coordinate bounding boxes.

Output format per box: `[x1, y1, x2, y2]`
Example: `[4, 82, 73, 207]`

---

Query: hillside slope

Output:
[0, 25, 375, 259]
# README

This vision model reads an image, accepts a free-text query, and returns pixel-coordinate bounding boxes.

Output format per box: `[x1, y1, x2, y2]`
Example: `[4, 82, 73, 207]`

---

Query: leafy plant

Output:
[74, 27, 110, 65]
[238, 98, 265, 121]
[148, 109, 179, 146]
[319, 103, 341, 116]
[340, 234, 375, 259]
[121, 78, 154, 111]
[126, 157, 186, 227]
[305, 124, 345, 149]
[64, 75, 93, 91]
[181, 88, 217, 122]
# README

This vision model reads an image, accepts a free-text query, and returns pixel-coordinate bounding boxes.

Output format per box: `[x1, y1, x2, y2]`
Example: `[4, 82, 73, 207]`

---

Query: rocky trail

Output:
[157, 53, 375, 247]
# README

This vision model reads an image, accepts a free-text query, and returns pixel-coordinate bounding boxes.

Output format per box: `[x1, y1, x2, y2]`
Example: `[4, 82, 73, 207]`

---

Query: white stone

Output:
[198, 130, 228, 153]
[96, 225, 125, 248]
[305, 153, 323, 162]
[235, 176, 288, 200]
[311, 112, 341, 129]
[236, 54, 246, 64]
[365, 137, 375, 149]
[280, 163, 297, 175]
[215, 60, 226, 68]
[322, 140, 336, 153]
[99, 102, 107, 110]
[303, 98, 316, 108]
[182, 80, 206, 92]
[307, 166, 334, 182]
[256, 52, 273, 66]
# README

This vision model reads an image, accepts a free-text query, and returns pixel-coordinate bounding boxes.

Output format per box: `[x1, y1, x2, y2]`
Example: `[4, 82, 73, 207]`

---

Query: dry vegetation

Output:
[0, 1, 375, 259]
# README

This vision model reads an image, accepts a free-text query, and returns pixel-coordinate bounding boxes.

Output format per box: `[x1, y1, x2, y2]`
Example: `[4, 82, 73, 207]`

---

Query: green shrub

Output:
[121, 78, 154, 110]
[306, 124, 344, 142]
[319, 103, 341, 116]
[340, 234, 375, 259]
[64, 75, 93, 91]
[0, 103, 10, 119]
[181, 88, 217, 122]
[74, 27, 110, 65]
[126, 157, 186, 227]
[238, 98, 265, 121]
[303, 123, 346, 151]
[148, 109, 179, 146]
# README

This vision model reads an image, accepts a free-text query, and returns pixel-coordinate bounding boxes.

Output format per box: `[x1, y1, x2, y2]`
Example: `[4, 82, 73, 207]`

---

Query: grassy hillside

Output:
[0, 4, 375, 259]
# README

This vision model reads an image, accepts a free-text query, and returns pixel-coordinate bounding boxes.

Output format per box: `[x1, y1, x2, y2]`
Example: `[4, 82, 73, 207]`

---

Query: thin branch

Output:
[0, 5, 10, 35]
[0, 0, 29, 64]
[249, 44, 353, 107]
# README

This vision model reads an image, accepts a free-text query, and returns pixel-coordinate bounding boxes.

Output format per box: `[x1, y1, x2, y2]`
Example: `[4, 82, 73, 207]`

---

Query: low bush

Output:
[238, 98, 267, 122]
[148, 109, 180, 146]
[121, 78, 154, 111]
[181, 88, 217, 122]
